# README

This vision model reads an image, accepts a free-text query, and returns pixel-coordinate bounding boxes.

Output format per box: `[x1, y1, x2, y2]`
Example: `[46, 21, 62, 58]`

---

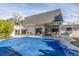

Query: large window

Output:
[52, 28, 59, 32]
[15, 30, 20, 35]
[35, 28, 42, 35]
[22, 29, 26, 34]
[66, 27, 72, 31]
[15, 21, 20, 25]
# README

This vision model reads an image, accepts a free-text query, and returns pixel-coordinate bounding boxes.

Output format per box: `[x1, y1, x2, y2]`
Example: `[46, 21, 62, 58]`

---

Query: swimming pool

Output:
[0, 37, 79, 56]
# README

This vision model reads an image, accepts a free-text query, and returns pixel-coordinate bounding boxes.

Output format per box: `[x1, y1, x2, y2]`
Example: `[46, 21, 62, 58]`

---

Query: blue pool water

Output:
[0, 37, 79, 56]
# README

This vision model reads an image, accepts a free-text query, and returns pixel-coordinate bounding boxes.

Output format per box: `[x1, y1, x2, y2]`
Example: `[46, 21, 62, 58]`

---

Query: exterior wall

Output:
[59, 23, 79, 38]
[11, 23, 61, 36]
[60, 25, 79, 32]
[11, 25, 26, 36]
[26, 24, 45, 35]
[26, 26, 35, 34]
[11, 29, 15, 36]
[11, 22, 62, 36]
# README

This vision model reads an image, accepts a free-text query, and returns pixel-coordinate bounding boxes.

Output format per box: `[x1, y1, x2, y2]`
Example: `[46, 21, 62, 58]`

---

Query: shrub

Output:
[0, 20, 13, 39]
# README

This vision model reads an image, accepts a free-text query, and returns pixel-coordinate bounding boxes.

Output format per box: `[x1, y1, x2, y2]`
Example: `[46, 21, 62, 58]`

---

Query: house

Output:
[8, 9, 63, 36]
[60, 22, 79, 38]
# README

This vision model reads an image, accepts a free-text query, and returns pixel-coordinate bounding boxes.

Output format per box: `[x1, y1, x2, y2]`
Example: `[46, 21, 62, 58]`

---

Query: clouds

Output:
[0, 3, 79, 22]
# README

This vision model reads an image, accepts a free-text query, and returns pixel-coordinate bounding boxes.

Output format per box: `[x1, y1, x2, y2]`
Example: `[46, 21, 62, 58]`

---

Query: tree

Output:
[0, 20, 13, 39]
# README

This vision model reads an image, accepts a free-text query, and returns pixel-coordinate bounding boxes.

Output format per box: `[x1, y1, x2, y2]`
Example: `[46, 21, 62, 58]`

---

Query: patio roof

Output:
[23, 9, 63, 25]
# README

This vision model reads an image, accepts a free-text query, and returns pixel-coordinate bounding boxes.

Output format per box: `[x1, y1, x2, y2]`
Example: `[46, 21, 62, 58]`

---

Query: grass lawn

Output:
[0, 38, 6, 41]
[0, 36, 11, 41]
[71, 38, 79, 47]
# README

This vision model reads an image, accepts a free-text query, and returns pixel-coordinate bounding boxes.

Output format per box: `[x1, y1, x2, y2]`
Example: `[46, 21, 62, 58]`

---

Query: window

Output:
[15, 30, 20, 35]
[66, 28, 72, 31]
[52, 28, 59, 32]
[15, 21, 20, 25]
[22, 29, 26, 34]
[35, 28, 42, 35]
[54, 13, 63, 21]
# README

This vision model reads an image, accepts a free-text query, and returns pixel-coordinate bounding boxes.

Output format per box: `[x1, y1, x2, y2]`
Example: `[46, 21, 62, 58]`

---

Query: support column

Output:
[20, 29, 22, 35]
[42, 27, 45, 33]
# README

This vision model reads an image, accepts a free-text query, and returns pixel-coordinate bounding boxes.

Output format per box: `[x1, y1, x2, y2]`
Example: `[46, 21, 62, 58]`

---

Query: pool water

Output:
[0, 37, 79, 56]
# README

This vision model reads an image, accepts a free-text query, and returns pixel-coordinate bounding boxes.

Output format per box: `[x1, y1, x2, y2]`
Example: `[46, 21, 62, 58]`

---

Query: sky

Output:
[0, 3, 79, 22]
